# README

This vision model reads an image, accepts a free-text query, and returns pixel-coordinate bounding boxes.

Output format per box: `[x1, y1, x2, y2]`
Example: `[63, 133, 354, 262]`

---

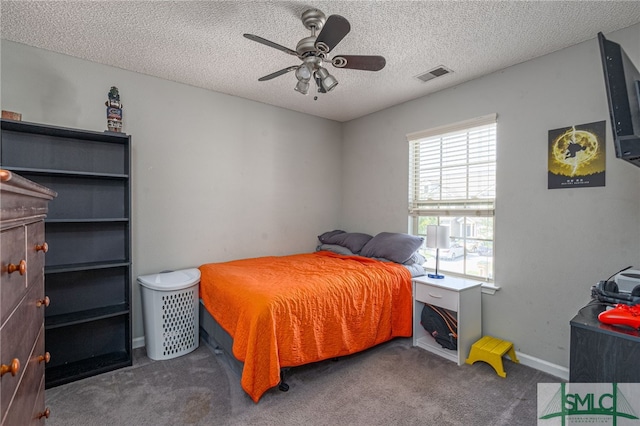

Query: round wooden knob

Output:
[7, 259, 26, 275]
[37, 352, 51, 364]
[35, 242, 49, 253]
[0, 358, 20, 377]
[37, 408, 50, 419]
[36, 296, 50, 308]
[0, 169, 10, 182]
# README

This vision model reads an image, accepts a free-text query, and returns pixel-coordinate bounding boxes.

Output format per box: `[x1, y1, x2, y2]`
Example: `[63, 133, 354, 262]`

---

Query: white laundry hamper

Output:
[138, 268, 200, 360]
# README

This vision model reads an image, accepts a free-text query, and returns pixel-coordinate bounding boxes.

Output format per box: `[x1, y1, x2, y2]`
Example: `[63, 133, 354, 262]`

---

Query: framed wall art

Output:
[548, 121, 606, 189]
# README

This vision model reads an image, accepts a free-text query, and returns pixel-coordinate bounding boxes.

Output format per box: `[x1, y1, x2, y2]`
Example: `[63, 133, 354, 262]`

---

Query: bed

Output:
[198, 231, 425, 402]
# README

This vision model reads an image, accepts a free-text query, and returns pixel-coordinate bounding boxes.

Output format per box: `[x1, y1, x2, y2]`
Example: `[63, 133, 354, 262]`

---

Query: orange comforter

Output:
[199, 251, 412, 402]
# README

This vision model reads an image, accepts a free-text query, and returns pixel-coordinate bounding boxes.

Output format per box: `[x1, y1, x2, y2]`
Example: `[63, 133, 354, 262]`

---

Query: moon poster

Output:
[548, 121, 606, 189]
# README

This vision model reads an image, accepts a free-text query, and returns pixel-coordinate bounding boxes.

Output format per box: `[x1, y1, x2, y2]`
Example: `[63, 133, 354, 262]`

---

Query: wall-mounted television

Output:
[598, 32, 640, 168]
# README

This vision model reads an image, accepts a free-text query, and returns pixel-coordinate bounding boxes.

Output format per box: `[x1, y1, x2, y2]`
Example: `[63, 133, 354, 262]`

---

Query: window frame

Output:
[407, 114, 497, 283]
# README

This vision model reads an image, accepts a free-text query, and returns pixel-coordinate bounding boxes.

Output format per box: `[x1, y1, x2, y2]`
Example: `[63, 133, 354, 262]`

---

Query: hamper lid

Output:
[137, 268, 200, 291]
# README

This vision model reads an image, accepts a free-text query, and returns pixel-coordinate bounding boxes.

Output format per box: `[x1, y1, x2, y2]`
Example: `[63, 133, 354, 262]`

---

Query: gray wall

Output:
[2, 23, 639, 373]
[340, 23, 640, 370]
[1, 40, 343, 341]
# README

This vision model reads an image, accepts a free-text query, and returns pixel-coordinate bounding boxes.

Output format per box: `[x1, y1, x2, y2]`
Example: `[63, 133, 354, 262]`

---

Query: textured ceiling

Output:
[2, 1, 640, 122]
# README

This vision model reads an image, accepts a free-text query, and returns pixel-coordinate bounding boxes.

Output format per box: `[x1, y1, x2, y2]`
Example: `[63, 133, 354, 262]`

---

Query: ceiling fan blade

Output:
[314, 15, 350, 53]
[258, 66, 299, 82]
[332, 55, 386, 71]
[243, 33, 298, 57]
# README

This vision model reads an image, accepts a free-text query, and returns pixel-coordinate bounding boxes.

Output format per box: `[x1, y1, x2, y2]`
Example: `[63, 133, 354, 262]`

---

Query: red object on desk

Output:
[598, 303, 640, 330]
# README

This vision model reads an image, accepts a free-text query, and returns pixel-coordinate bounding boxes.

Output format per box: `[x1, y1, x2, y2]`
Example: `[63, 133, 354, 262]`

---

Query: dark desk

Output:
[570, 302, 640, 382]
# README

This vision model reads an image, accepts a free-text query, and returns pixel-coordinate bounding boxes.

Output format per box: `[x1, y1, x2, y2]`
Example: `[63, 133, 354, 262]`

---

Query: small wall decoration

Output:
[1, 110, 22, 121]
[105, 86, 123, 132]
[548, 120, 606, 189]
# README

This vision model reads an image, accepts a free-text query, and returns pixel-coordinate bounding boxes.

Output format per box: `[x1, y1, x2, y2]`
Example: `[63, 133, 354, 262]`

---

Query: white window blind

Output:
[408, 114, 497, 217]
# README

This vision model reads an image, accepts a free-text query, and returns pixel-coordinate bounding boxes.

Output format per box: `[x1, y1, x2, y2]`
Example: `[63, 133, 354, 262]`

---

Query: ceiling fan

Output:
[243, 8, 386, 96]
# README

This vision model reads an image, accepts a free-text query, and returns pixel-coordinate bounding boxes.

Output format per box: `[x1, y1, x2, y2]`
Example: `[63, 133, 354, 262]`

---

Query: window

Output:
[408, 114, 497, 281]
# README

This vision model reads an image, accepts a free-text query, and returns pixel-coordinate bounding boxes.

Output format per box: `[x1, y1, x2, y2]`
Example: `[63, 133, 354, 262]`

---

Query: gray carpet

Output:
[45, 338, 558, 425]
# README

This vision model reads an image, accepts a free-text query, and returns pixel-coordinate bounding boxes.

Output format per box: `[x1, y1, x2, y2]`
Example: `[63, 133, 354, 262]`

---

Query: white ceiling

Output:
[2, 1, 640, 122]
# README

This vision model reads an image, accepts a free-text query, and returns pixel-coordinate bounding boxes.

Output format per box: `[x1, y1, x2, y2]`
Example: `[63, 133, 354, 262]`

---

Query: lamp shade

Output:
[294, 80, 310, 95]
[295, 63, 312, 82]
[317, 67, 338, 92]
[426, 225, 450, 249]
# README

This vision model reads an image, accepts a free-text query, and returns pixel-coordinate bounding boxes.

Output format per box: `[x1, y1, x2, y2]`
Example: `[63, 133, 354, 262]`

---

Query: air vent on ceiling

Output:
[415, 66, 452, 83]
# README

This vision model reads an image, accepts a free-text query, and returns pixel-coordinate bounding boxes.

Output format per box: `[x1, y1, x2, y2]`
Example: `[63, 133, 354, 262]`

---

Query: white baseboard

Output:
[133, 336, 145, 349]
[515, 351, 569, 381]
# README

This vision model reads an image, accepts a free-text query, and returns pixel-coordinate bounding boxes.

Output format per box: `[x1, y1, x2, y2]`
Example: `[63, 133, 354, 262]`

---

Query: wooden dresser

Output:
[1, 169, 56, 425]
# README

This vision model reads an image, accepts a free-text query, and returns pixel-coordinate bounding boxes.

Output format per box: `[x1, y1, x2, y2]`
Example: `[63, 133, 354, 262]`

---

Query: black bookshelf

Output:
[0, 119, 132, 387]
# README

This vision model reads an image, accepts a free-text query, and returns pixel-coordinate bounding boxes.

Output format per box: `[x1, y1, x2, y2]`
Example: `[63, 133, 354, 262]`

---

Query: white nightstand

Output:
[412, 275, 482, 365]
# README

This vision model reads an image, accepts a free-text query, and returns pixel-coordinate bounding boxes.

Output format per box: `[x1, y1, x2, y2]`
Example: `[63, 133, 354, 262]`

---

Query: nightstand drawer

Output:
[415, 283, 458, 311]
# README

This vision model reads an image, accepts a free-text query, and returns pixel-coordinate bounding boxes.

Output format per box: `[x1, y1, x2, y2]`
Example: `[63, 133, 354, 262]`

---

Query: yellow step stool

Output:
[465, 336, 519, 378]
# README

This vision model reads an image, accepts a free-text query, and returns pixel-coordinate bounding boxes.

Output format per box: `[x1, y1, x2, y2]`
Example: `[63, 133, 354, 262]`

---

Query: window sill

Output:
[481, 283, 500, 295]
[422, 269, 499, 294]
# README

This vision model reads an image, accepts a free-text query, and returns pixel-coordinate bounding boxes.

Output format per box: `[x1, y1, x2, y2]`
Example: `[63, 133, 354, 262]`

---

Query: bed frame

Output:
[199, 300, 243, 375]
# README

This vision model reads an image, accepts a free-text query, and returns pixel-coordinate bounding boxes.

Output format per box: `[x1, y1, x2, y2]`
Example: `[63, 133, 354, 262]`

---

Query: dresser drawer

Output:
[0, 284, 45, 418]
[1, 226, 27, 325]
[26, 222, 46, 292]
[415, 282, 458, 311]
[30, 374, 48, 425]
[2, 325, 46, 426]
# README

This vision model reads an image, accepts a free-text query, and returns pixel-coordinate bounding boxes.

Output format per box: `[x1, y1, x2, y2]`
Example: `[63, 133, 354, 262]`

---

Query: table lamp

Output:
[426, 225, 450, 279]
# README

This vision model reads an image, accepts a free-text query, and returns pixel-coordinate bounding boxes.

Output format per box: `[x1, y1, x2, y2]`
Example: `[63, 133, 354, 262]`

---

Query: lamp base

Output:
[428, 273, 445, 279]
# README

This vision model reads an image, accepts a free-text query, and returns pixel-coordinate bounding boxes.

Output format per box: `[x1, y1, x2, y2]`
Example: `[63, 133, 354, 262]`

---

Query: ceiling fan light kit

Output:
[295, 62, 313, 81]
[316, 67, 338, 92]
[243, 8, 385, 97]
[294, 81, 310, 95]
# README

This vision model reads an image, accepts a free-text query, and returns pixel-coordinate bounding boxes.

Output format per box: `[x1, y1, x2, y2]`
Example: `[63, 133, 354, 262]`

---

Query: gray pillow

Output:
[316, 244, 355, 256]
[404, 263, 426, 277]
[320, 232, 373, 254]
[360, 232, 425, 264]
[404, 251, 426, 265]
[318, 230, 346, 243]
